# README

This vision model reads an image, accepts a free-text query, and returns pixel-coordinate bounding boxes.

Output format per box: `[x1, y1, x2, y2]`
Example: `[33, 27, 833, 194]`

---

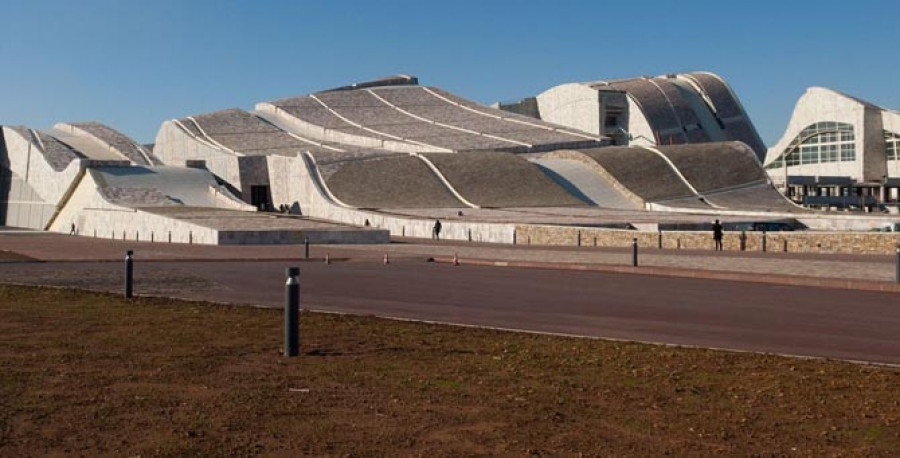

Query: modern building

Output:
[4, 76, 896, 247]
[763, 87, 900, 210]
[497, 72, 767, 161]
[150, 76, 811, 240]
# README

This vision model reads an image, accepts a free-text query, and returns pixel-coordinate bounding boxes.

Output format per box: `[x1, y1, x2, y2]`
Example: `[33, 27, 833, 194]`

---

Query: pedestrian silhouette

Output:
[712, 219, 724, 251]
[433, 219, 442, 240]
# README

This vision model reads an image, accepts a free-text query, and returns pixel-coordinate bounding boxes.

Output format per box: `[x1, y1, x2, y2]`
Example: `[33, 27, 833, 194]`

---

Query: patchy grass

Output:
[0, 284, 899, 455]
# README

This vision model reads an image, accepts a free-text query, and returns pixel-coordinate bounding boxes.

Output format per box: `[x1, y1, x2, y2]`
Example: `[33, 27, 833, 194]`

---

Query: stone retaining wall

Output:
[515, 224, 900, 255]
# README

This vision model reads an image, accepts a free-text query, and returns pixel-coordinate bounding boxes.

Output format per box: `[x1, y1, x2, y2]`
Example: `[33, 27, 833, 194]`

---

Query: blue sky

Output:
[1, 0, 897, 145]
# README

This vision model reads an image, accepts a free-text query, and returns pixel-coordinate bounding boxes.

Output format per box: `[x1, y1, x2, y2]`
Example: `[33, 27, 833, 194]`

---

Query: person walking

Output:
[432, 219, 442, 240]
[712, 219, 724, 251]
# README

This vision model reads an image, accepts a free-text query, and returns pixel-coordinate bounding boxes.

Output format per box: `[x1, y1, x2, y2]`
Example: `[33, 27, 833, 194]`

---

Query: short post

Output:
[577, 231, 581, 247]
[895, 245, 900, 284]
[657, 230, 663, 249]
[762, 230, 767, 253]
[284, 267, 300, 357]
[304, 236, 310, 260]
[783, 239, 788, 253]
[512, 229, 517, 245]
[632, 237, 638, 267]
[124, 250, 134, 299]
[739, 230, 747, 252]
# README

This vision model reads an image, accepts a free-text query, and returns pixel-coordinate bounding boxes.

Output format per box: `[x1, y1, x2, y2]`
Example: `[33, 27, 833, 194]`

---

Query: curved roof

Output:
[262, 81, 607, 154]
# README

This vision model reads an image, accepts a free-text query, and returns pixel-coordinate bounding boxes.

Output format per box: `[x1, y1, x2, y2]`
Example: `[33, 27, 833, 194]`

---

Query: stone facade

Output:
[514, 224, 900, 256]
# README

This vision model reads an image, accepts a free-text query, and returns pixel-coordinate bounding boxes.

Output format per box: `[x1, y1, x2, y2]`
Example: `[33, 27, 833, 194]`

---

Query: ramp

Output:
[89, 166, 250, 209]
[532, 158, 640, 209]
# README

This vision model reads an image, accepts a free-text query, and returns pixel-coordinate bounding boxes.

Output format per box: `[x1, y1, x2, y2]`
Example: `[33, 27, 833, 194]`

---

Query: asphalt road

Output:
[3, 259, 898, 365]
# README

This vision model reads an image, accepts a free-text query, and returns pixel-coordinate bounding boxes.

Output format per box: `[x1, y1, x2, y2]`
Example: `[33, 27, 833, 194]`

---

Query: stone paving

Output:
[0, 230, 895, 284]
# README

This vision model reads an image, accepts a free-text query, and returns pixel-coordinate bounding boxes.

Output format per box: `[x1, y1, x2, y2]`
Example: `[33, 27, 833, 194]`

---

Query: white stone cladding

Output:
[153, 121, 243, 194]
[1, 127, 85, 229]
[534, 83, 601, 136]
[623, 97, 655, 147]
[883, 110, 900, 178]
[51, 171, 218, 243]
[765, 87, 867, 182]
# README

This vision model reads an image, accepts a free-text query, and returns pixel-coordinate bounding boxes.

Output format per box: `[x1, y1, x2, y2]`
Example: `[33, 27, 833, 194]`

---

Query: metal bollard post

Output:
[761, 230, 767, 253]
[632, 237, 638, 267]
[512, 229, 516, 245]
[577, 231, 581, 247]
[739, 231, 747, 252]
[657, 230, 663, 249]
[304, 236, 310, 260]
[124, 250, 134, 299]
[285, 267, 300, 357]
[895, 245, 899, 284]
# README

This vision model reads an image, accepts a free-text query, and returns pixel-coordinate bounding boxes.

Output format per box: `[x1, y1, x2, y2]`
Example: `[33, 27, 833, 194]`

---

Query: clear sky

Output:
[1, 0, 897, 145]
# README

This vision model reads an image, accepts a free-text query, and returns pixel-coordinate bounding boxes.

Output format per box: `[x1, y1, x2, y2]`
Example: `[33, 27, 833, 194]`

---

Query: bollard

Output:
[761, 230, 767, 253]
[304, 236, 310, 260]
[325, 253, 330, 264]
[468, 229, 472, 242]
[384, 253, 389, 264]
[783, 239, 788, 253]
[512, 229, 517, 245]
[895, 245, 900, 284]
[657, 230, 663, 249]
[677, 238, 681, 250]
[739, 231, 747, 252]
[577, 231, 581, 247]
[632, 238, 638, 267]
[124, 250, 134, 299]
[453, 253, 459, 266]
[284, 267, 300, 357]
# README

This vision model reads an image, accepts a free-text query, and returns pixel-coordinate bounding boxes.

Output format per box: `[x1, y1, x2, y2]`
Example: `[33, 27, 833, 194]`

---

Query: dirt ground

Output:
[1, 285, 899, 456]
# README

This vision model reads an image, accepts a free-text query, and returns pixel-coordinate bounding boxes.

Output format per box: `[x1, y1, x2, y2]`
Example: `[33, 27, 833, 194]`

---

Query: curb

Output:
[431, 257, 900, 294]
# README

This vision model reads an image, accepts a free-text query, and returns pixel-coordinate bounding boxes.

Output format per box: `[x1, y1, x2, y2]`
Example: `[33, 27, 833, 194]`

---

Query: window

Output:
[840, 143, 855, 161]
[770, 121, 856, 167]
[886, 130, 900, 161]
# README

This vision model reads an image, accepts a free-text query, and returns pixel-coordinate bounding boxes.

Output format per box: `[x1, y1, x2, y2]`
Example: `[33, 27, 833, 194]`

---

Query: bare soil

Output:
[1, 285, 899, 456]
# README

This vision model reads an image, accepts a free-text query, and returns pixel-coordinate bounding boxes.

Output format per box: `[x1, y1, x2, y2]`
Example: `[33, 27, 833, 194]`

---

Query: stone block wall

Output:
[514, 224, 900, 255]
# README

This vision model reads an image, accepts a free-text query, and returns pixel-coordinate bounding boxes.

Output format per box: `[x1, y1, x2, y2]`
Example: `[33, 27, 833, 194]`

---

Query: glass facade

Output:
[766, 122, 856, 169]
